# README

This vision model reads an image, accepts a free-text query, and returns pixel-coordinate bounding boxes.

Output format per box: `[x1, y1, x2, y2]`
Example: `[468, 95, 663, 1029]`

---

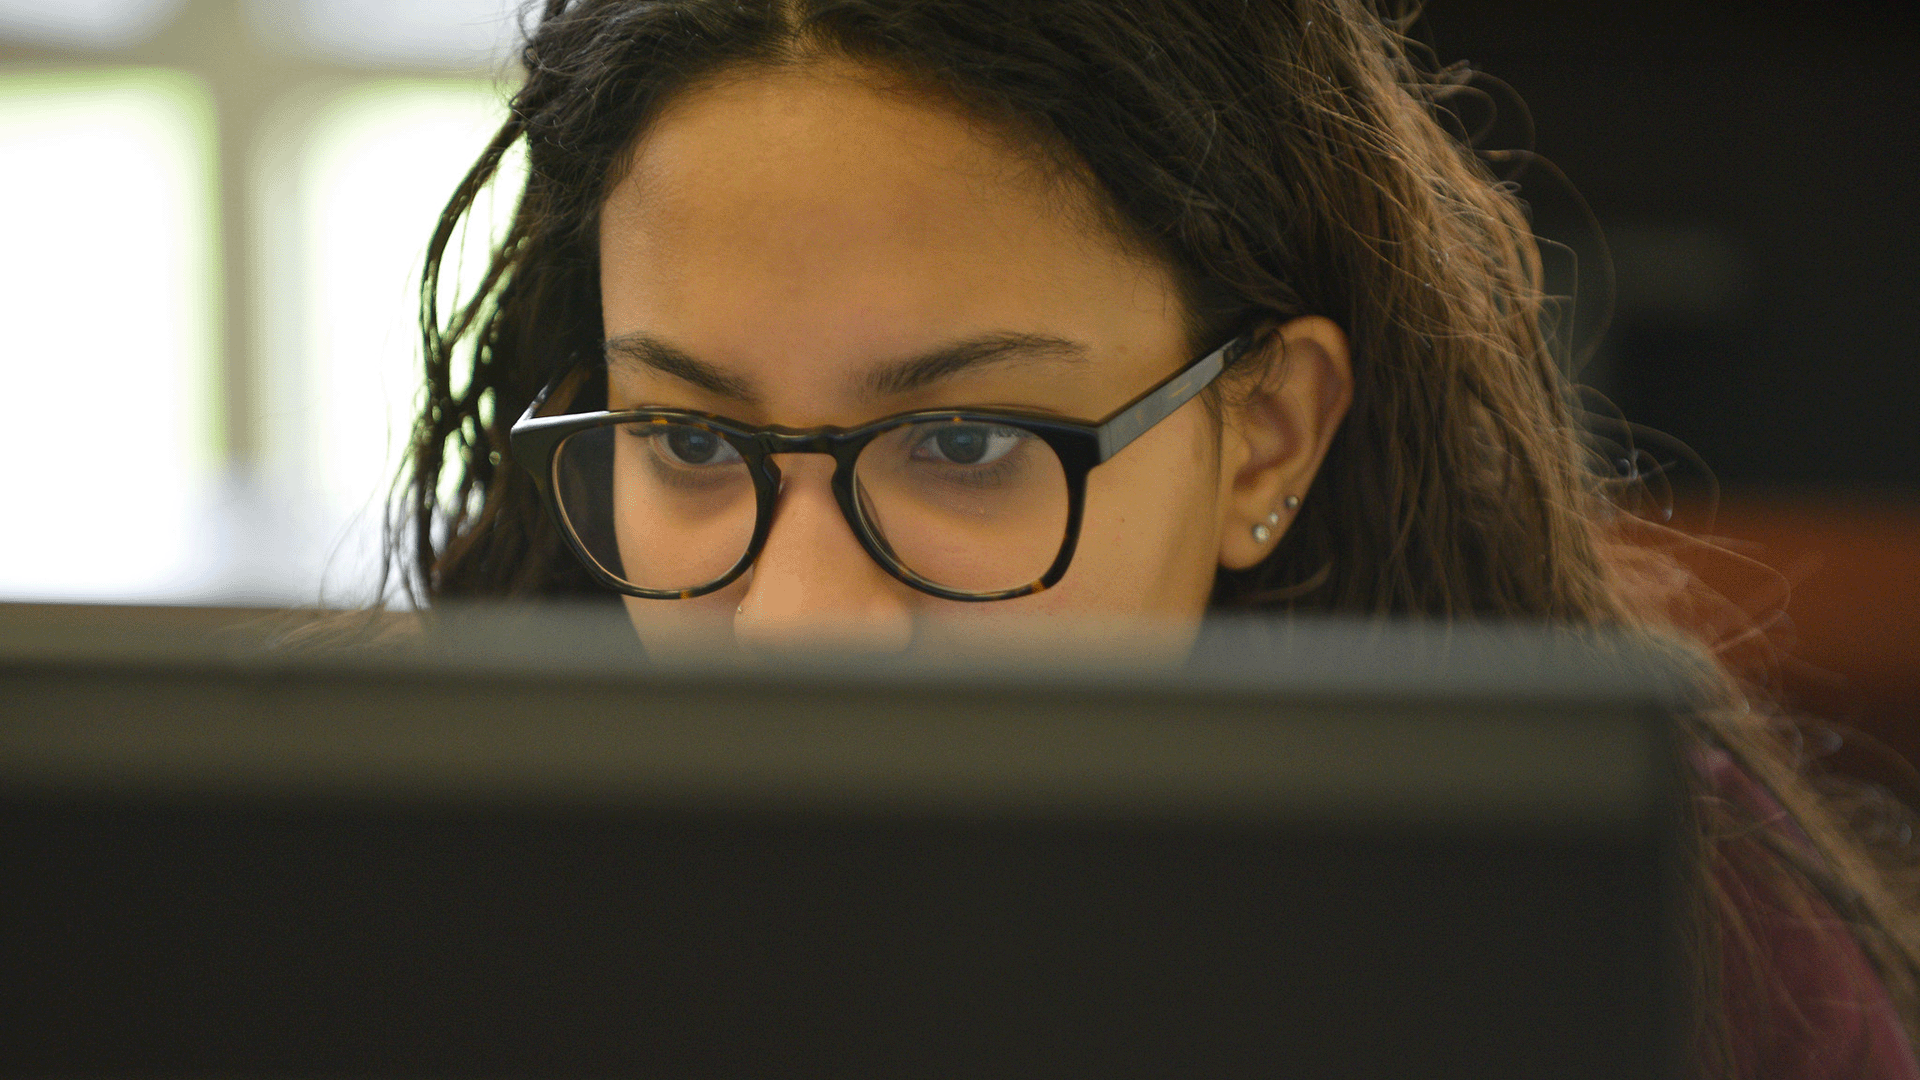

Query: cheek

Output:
[1043, 408, 1224, 615]
[905, 416, 1218, 665]
[608, 434, 759, 594]
[624, 590, 740, 659]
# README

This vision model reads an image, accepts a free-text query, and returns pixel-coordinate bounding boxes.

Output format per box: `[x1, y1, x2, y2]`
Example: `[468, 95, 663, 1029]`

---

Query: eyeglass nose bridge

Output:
[755, 428, 852, 456]
[738, 427, 869, 518]
[747, 428, 872, 499]
[729, 426, 893, 591]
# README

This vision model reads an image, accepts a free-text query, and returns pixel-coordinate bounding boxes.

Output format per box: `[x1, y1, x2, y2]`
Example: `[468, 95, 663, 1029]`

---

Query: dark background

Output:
[1420, 0, 1919, 494]
[1418, 0, 1920, 773]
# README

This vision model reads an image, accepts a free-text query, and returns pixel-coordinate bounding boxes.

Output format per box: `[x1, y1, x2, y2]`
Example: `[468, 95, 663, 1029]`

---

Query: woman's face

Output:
[596, 61, 1349, 659]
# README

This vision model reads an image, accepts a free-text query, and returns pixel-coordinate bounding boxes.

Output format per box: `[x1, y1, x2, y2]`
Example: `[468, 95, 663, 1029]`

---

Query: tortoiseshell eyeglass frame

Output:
[510, 333, 1256, 602]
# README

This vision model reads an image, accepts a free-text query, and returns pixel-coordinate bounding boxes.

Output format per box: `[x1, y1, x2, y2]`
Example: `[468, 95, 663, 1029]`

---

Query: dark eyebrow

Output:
[604, 333, 758, 403]
[602, 330, 1090, 405]
[860, 332, 1089, 397]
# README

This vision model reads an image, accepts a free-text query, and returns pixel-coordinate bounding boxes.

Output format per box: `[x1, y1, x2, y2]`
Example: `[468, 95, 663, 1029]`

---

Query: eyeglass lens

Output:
[550, 418, 1069, 596]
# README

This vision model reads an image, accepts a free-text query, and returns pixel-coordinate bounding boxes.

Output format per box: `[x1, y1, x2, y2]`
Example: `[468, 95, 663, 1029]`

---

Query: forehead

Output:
[595, 61, 1187, 421]
[614, 64, 1073, 251]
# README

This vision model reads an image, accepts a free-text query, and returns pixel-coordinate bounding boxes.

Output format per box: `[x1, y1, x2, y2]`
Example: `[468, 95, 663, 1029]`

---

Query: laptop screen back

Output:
[0, 604, 1697, 1079]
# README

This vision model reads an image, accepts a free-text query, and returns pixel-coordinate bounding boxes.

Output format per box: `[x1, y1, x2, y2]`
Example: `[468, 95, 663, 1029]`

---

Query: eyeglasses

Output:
[510, 333, 1253, 602]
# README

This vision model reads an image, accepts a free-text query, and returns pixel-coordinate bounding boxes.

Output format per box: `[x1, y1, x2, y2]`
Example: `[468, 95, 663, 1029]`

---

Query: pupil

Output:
[935, 427, 988, 464]
[667, 428, 719, 464]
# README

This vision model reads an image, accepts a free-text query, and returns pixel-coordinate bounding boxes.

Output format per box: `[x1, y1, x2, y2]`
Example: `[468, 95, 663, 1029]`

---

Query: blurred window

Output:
[0, 69, 220, 600]
[0, 0, 185, 49]
[1, 3, 518, 606]
[249, 0, 521, 67]
[286, 79, 518, 525]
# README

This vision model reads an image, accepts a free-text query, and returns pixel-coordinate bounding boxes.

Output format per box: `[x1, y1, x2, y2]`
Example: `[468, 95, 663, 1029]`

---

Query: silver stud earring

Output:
[1264, 511, 1281, 527]
[1284, 494, 1301, 511]
[1252, 523, 1272, 543]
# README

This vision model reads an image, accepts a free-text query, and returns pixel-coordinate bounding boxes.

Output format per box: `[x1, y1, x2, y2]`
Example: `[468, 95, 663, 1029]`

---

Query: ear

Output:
[1215, 315, 1353, 571]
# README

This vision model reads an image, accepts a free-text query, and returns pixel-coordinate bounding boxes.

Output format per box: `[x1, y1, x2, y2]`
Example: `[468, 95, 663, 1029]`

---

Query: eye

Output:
[911, 424, 1026, 466]
[654, 425, 743, 467]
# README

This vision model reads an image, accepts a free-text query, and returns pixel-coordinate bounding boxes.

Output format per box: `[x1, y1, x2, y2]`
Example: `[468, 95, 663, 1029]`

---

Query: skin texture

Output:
[596, 61, 1352, 659]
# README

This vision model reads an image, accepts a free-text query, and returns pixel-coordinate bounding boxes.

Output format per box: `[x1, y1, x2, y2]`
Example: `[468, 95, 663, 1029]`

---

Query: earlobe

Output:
[1215, 316, 1353, 571]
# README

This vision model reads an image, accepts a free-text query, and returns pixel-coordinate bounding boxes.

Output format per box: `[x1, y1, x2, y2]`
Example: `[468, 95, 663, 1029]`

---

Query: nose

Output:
[733, 454, 914, 655]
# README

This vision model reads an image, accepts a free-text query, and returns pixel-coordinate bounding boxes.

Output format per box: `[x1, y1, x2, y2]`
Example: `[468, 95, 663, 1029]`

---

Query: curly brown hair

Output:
[401, 1, 1920, 1072]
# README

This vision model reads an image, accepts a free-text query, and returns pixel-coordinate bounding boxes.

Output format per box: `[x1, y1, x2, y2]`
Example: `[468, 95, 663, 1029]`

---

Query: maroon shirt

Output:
[1700, 748, 1918, 1078]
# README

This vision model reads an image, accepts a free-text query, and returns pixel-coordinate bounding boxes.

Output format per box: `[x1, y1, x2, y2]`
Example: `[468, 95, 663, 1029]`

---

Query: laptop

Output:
[0, 602, 1699, 1078]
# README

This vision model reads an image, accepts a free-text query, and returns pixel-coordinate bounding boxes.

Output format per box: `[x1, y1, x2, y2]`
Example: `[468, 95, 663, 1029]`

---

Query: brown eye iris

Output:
[664, 427, 725, 464]
[933, 426, 989, 464]
[913, 424, 1023, 466]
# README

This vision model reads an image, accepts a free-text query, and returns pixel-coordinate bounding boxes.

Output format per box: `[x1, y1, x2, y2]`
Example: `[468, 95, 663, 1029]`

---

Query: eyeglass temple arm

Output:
[514, 356, 588, 428]
[528, 365, 568, 418]
[1092, 335, 1249, 462]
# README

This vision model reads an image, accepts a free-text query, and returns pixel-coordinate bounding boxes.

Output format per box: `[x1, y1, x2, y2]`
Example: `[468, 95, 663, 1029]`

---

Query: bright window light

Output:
[0, 69, 219, 601]
[0, 0, 184, 49]
[250, 0, 523, 67]
[275, 79, 519, 597]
